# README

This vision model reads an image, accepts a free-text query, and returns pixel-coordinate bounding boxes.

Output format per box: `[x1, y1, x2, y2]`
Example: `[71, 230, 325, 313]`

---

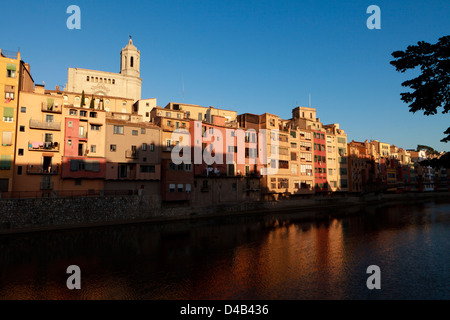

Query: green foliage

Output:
[90, 95, 95, 109]
[417, 145, 439, 155]
[420, 152, 450, 169]
[390, 35, 450, 142]
[80, 90, 85, 108]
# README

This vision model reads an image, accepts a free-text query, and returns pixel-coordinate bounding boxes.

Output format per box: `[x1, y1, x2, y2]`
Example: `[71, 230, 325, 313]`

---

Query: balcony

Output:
[125, 150, 139, 159]
[27, 164, 59, 175]
[79, 131, 88, 139]
[28, 141, 60, 152]
[40, 182, 54, 190]
[41, 103, 62, 114]
[29, 119, 61, 131]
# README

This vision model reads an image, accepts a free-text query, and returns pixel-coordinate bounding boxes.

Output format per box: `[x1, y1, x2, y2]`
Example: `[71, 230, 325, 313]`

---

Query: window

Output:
[140, 165, 155, 173]
[0, 155, 11, 170]
[21, 107, 26, 113]
[90, 145, 96, 153]
[150, 143, 155, 151]
[198, 113, 202, 121]
[69, 109, 77, 115]
[110, 144, 116, 152]
[185, 164, 192, 171]
[141, 128, 145, 134]
[17, 166, 22, 175]
[132, 130, 138, 135]
[232, 183, 237, 191]
[142, 143, 147, 151]
[3, 107, 14, 122]
[169, 184, 175, 193]
[6, 64, 16, 78]
[19, 125, 25, 132]
[80, 110, 87, 117]
[68, 140, 72, 146]
[186, 184, 191, 193]
[169, 163, 176, 170]
[166, 140, 171, 148]
[177, 184, 183, 192]
[91, 125, 101, 131]
[89, 112, 97, 118]
[18, 148, 24, 156]
[68, 121, 73, 128]
[2, 132, 12, 146]
[75, 180, 82, 186]
[113, 125, 124, 134]
[291, 164, 298, 174]
[178, 164, 184, 171]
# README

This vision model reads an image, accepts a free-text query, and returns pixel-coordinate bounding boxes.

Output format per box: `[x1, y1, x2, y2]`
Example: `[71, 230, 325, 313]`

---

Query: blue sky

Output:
[1, 0, 449, 151]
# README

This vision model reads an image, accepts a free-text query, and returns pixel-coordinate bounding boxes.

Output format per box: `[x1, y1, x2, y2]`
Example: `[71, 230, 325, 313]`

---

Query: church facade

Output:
[66, 38, 142, 101]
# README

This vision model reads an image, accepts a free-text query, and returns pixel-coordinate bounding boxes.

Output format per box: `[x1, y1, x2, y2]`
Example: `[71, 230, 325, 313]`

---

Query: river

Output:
[0, 199, 449, 300]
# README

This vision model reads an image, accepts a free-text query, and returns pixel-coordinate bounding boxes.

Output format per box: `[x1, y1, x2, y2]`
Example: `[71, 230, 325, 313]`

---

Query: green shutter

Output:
[0, 155, 11, 170]
[3, 107, 14, 118]
[6, 63, 16, 71]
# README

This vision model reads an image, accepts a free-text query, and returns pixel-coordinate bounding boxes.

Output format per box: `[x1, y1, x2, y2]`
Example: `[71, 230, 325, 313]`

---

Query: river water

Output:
[0, 199, 449, 300]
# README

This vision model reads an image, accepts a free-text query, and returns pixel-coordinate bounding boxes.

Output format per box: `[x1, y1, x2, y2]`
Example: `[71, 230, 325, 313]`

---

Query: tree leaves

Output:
[390, 35, 450, 142]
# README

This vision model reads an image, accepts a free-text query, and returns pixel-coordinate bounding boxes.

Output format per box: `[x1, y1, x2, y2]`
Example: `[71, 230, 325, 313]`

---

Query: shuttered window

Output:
[0, 155, 11, 170]
[3, 107, 14, 118]
[6, 64, 16, 71]
[2, 132, 12, 146]
[70, 159, 79, 171]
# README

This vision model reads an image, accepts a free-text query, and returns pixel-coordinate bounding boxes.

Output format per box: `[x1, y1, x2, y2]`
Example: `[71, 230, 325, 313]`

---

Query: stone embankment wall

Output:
[0, 192, 448, 233]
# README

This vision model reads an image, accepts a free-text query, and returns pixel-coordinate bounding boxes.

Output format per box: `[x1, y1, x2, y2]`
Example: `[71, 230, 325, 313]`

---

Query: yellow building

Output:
[0, 49, 32, 193]
[13, 85, 65, 194]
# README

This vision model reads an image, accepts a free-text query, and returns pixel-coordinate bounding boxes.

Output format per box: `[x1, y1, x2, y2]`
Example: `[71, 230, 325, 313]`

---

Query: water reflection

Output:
[0, 199, 449, 299]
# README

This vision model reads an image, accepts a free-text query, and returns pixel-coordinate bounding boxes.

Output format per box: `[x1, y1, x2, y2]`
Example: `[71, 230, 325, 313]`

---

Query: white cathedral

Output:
[66, 38, 142, 102]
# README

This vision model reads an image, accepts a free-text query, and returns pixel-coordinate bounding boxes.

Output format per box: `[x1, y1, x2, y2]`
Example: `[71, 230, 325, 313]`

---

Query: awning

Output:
[6, 63, 16, 71]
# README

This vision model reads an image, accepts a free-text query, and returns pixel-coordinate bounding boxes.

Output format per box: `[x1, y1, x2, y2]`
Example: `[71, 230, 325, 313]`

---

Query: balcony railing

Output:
[41, 102, 62, 113]
[27, 164, 59, 175]
[29, 119, 61, 131]
[79, 131, 88, 139]
[125, 150, 139, 159]
[28, 141, 60, 152]
[40, 182, 54, 190]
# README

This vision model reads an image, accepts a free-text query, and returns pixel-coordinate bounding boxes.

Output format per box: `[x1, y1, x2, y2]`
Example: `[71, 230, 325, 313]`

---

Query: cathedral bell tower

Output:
[120, 36, 140, 77]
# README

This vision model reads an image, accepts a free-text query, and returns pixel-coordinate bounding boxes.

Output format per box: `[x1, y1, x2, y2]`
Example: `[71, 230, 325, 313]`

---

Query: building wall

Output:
[0, 50, 21, 192]
[191, 177, 260, 205]
[134, 98, 156, 122]
[13, 90, 65, 192]
[105, 119, 161, 187]
[66, 40, 142, 101]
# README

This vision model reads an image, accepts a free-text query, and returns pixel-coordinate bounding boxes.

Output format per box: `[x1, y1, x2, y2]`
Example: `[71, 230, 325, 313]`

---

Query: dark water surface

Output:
[0, 199, 449, 300]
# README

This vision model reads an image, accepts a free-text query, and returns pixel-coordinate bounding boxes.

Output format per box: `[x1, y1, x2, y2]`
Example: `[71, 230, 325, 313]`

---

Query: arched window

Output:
[130, 56, 134, 68]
